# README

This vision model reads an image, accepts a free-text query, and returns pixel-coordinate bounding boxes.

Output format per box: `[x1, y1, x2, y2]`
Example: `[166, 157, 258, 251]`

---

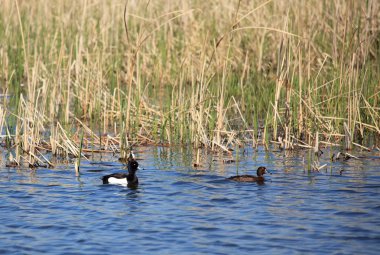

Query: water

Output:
[1, 147, 380, 254]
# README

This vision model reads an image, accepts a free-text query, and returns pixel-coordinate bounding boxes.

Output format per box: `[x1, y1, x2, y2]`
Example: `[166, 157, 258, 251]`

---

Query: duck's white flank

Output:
[107, 177, 128, 185]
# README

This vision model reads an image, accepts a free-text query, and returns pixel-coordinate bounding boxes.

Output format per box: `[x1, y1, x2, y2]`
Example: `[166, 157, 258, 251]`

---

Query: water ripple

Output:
[1, 147, 380, 254]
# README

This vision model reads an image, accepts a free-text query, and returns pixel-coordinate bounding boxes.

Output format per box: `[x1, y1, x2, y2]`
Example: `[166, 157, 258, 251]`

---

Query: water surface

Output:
[1, 147, 380, 254]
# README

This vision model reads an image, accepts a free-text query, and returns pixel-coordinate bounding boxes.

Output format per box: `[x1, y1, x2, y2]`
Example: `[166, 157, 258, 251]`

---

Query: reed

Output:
[0, 0, 379, 168]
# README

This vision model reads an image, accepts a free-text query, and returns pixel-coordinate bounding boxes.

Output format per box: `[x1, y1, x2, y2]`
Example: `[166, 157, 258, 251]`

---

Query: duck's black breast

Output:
[227, 175, 264, 183]
[127, 175, 138, 185]
[102, 173, 127, 184]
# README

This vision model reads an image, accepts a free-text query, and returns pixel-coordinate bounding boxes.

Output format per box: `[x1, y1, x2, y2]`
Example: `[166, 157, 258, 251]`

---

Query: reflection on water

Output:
[0, 147, 380, 254]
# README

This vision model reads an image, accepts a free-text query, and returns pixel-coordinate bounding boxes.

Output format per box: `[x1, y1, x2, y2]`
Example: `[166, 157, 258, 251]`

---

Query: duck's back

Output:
[227, 175, 264, 183]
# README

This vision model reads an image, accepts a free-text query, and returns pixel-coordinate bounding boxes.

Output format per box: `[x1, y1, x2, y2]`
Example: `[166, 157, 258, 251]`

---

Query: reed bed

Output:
[0, 0, 379, 167]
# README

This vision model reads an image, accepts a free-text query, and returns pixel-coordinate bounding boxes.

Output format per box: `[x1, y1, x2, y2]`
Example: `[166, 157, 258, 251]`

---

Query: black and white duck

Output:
[102, 152, 140, 186]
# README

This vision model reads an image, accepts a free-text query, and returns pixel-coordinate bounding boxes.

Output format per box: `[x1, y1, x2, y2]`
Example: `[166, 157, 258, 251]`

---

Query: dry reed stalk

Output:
[0, 106, 5, 137]
[215, 61, 227, 150]
[251, 129, 257, 149]
[361, 96, 380, 133]
[262, 110, 270, 150]
[74, 117, 101, 142]
[352, 142, 371, 152]
[290, 136, 313, 149]
[0, 0, 378, 159]
[314, 131, 319, 155]
[343, 122, 353, 150]
[56, 122, 81, 157]
[319, 141, 340, 147]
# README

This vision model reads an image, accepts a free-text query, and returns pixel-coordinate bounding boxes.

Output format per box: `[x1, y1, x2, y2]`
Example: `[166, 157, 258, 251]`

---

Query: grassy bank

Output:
[0, 0, 379, 166]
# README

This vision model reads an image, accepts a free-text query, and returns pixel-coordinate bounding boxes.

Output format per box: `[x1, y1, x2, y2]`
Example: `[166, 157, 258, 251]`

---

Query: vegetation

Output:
[0, 0, 379, 167]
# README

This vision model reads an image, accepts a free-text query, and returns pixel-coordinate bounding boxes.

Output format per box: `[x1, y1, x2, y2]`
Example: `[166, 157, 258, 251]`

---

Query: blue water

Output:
[1, 147, 380, 254]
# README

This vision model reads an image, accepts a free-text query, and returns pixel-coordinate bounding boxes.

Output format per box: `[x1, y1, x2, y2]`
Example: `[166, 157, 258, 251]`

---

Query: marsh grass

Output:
[0, 0, 379, 168]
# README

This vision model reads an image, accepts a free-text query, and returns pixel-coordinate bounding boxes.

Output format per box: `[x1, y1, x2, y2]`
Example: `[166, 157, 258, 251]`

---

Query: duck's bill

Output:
[265, 169, 272, 175]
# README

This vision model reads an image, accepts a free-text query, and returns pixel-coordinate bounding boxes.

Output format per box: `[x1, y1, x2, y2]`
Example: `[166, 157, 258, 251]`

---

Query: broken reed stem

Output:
[75, 130, 84, 176]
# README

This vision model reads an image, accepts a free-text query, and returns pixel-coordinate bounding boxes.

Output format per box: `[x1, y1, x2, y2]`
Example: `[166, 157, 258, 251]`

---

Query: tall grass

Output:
[0, 0, 379, 166]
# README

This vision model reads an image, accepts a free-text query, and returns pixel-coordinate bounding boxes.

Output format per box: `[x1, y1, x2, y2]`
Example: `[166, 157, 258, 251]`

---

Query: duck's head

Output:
[127, 159, 139, 173]
[127, 151, 139, 173]
[257, 166, 270, 177]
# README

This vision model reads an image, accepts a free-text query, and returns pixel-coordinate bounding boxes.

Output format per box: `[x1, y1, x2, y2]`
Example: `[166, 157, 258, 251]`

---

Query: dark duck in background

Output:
[227, 166, 270, 183]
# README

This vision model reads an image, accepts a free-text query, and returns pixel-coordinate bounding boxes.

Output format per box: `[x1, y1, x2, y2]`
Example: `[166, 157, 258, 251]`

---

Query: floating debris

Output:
[5, 161, 19, 168]
[312, 161, 327, 172]
[331, 152, 359, 162]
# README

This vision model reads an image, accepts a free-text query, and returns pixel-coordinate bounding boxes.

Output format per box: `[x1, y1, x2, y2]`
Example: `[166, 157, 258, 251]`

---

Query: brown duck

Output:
[227, 166, 270, 183]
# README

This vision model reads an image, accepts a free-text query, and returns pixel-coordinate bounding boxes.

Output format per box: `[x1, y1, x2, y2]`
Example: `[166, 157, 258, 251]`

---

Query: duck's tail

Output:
[101, 175, 110, 184]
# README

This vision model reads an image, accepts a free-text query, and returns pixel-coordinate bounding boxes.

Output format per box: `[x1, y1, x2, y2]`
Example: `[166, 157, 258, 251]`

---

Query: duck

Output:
[102, 152, 140, 186]
[227, 166, 270, 183]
